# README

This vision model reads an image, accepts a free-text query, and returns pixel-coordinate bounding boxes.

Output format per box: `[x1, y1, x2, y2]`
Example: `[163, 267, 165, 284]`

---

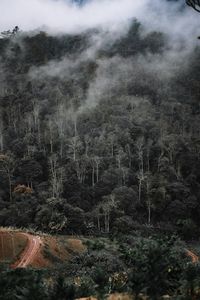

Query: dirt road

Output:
[8, 231, 198, 269]
[11, 233, 42, 268]
[186, 249, 199, 263]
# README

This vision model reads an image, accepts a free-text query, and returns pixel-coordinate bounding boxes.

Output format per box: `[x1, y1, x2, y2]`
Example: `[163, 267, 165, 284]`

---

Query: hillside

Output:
[0, 19, 199, 240]
[0, 229, 86, 268]
[0, 229, 199, 299]
[0, 0, 200, 298]
[0, 230, 28, 264]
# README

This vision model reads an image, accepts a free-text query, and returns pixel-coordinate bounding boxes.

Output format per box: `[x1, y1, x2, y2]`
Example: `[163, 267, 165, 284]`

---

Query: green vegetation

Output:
[0, 21, 199, 239]
[0, 4, 200, 298]
[0, 235, 199, 299]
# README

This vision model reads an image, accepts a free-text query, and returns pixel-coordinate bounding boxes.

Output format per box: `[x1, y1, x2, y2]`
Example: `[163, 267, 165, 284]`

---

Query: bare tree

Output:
[90, 156, 101, 186]
[137, 171, 147, 203]
[32, 99, 41, 146]
[55, 103, 69, 158]
[75, 159, 87, 184]
[68, 135, 82, 162]
[84, 134, 91, 158]
[146, 139, 153, 174]
[146, 174, 152, 226]
[47, 119, 56, 154]
[108, 133, 116, 157]
[186, 0, 200, 12]
[136, 137, 144, 177]
[116, 149, 128, 186]
[125, 143, 132, 168]
[0, 118, 4, 152]
[95, 194, 117, 233]
[49, 155, 63, 198]
[94, 156, 101, 183]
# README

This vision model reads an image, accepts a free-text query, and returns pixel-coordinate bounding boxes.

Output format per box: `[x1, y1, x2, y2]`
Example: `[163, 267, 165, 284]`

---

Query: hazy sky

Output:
[0, 0, 199, 39]
[0, 0, 148, 33]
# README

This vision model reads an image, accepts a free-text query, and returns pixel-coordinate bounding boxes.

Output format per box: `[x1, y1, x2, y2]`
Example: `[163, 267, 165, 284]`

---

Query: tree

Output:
[75, 158, 87, 184]
[112, 186, 138, 216]
[91, 267, 109, 299]
[68, 136, 83, 162]
[0, 116, 4, 152]
[1, 26, 20, 39]
[46, 119, 56, 154]
[12, 26, 19, 35]
[95, 194, 118, 233]
[17, 159, 42, 188]
[35, 199, 67, 232]
[180, 263, 200, 299]
[0, 154, 15, 202]
[53, 277, 76, 300]
[55, 103, 68, 158]
[90, 156, 101, 186]
[125, 237, 185, 299]
[186, 0, 200, 12]
[49, 155, 63, 198]
[31, 99, 41, 146]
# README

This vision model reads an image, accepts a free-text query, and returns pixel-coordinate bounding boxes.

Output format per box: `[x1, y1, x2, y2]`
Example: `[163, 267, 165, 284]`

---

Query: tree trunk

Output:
[107, 213, 110, 233]
[0, 126, 3, 152]
[92, 165, 95, 187]
[97, 215, 100, 231]
[37, 120, 41, 147]
[73, 147, 76, 162]
[138, 179, 142, 203]
[96, 161, 99, 183]
[147, 180, 151, 226]
[8, 172, 12, 202]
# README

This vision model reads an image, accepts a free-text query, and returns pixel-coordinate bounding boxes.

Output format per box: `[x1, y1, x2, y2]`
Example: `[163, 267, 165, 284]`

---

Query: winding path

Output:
[8, 231, 199, 269]
[11, 233, 42, 268]
[186, 249, 199, 263]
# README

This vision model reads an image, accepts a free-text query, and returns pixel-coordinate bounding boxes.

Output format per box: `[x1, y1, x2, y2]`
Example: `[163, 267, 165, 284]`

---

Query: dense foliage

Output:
[0, 20, 200, 239]
[0, 235, 200, 299]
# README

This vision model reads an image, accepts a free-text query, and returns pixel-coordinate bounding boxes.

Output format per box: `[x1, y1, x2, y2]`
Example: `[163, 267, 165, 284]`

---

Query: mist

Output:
[2, 0, 200, 117]
[28, 0, 199, 114]
[1, 0, 200, 267]
[0, 0, 199, 42]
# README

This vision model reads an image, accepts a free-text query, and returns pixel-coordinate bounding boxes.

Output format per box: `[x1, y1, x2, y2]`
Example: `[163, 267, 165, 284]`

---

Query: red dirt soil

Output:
[0, 231, 28, 262]
[186, 249, 199, 263]
[76, 294, 133, 300]
[1, 229, 198, 273]
[108, 294, 133, 300]
[12, 234, 86, 269]
[11, 233, 42, 268]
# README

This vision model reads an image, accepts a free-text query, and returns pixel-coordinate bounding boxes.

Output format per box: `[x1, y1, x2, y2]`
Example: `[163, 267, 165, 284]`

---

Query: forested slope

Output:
[0, 20, 200, 238]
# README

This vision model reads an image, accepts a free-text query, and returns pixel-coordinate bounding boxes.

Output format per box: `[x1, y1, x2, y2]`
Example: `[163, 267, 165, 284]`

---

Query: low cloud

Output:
[0, 0, 199, 43]
[25, 0, 200, 114]
[3, 0, 198, 115]
[0, 0, 148, 34]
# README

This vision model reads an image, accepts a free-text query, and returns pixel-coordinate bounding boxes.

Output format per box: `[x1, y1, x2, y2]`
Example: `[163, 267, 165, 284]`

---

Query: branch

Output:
[186, 0, 200, 12]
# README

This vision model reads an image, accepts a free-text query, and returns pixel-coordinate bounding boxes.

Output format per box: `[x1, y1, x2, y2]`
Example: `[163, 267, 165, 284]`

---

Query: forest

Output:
[0, 5, 200, 298]
[0, 20, 200, 238]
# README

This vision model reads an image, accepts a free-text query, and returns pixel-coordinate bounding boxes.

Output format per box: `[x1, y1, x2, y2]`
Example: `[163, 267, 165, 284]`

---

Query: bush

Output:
[123, 236, 186, 298]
